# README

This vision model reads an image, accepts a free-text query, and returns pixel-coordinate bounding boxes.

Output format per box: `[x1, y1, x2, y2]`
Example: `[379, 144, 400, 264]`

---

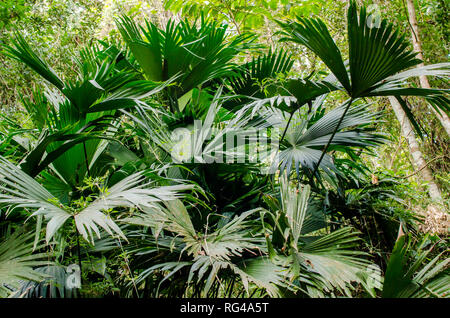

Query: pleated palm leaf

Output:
[122, 175, 384, 298]
[0, 231, 50, 297]
[382, 234, 449, 298]
[0, 156, 193, 244]
[116, 15, 253, 113]
[278, 0, 449, 149]
[123, 200, 290, 297]
[258, 97, 385, 179]
[223, 50, 294, 110]
[222, 49, 339, 114]
[124, 86, 270, 166]
[12, 265, 77, 298]
[263, 175, 382, 297]
[2, 35, 170, 189]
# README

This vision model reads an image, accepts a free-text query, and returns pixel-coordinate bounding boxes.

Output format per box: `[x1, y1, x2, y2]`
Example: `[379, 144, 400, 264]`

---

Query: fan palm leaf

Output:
[2, 35, 174, 188]
[224, 50, 294, 110]
[382, 234, 449, 298]
[124, 201, 288, 297]
[116, 15, 253, 111]
[278, 0, 449, 140]
[0, 231, 50, 297]
[277, 17, 351, 93]
[272, 101, 385, 177]
[266, 176, 382, 297]
[0, 156, 193, 243]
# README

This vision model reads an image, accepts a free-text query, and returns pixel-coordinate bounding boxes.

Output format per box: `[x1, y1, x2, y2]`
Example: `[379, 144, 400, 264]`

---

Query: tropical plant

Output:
[0, 0, 448, 300]
[115, 15, 254, 112]
[0, 230, 50, 297]
[277, 0, 449, 173]
[382, 234, 449, 298]
[260, 174, 383, 297]
[2, 35, 169, 195]
[0, 155, 193, 244]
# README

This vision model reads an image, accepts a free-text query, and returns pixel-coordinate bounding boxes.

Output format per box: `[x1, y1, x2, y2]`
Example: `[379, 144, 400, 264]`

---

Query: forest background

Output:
[0, 0, 448, 298]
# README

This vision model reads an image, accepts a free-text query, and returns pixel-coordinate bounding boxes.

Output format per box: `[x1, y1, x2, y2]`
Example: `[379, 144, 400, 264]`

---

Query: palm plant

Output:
[0, 155, 193, 244]
[0, 149, 196, 295]
[277, 0, 449, 174]
[106, 12, 391, 297]
[260, 174, 382, 297]
[114, 8, 387, 193]
[122, 201, 280, 297]
[382, 234, 449, 298]
[2, 35, 169, 197]
[0, 230, 50, 297]
[222, 50, 294, 110]
[113, 171, 384, 298]
[263, 97, 385, 182]
[1, 2, 447, 299]
[122, 86, 275, 218]
[115, 15, 254, 113]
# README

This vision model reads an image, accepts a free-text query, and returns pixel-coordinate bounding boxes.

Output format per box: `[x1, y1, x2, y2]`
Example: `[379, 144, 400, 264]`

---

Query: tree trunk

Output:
[405, 0, 450, 137]
[388, 96, 443, 203]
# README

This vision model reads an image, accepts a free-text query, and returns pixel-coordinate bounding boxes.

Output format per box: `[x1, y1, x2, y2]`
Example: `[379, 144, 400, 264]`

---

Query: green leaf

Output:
[278, 17, 351, 92]
[0, 231, 50, 297]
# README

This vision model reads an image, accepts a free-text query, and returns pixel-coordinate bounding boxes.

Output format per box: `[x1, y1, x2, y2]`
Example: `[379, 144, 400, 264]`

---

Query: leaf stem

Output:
[280, 110, 296, 144]
[83, 141, 91, 177]
[311, 98, 353, 177]
[75, 224, 83, 295]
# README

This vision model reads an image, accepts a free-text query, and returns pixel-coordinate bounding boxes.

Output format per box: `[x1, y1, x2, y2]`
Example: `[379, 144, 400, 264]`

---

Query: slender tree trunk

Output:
[405, 0, 450, 137]
[388, 96, 443, 203]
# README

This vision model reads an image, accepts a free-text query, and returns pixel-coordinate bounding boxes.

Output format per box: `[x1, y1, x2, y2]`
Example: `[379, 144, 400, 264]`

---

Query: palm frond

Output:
[346, 1, 422, 98]
[0, 231, 50, 297]
[300, 227, 382, 297]
[278, 17, 351, 93]
[0, 156, 193, 243]
[3, 33, 64, 90]
[225, 50, 293, 108]
[382, 235, 449, 298]
[13, 265, 78, 298]
[116, 15, 252, 105]
[273, 102, 385, 178]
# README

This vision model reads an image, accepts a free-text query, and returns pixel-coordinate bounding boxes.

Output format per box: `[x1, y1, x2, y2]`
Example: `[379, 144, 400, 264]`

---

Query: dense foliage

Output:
[0, 0, 448, 298]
